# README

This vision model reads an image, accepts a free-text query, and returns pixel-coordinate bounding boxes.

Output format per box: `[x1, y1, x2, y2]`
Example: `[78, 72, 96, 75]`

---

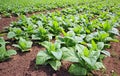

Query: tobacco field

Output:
[0, 0, 120, 76]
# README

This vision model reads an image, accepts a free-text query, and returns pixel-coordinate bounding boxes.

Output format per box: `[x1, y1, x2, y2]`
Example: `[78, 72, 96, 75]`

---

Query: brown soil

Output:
[0, 17, 17, 31]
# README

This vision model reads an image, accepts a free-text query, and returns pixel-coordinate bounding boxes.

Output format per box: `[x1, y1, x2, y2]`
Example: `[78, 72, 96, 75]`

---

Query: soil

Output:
[0, 9, 120, 76]
[0, 17, 17, 31]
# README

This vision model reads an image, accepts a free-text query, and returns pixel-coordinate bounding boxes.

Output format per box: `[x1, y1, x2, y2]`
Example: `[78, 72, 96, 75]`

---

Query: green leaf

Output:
[82, 51, 100, 66]
[15, 37, 33, 52]
[7, 32, 16, 38]
[97, 31, 109, 41]
[101, 50, 110, 57]
[13, 44, 21, 49]
[51, 50, 62, 60]
[75, 44, 85, 53]
[69, 64, 87, 76]
[74, 36, 84, 43]
[41, 41, 52, 51]
[58, 36, 76, 47]
[0, 37, 6, 52]
[49, 60, 61, 71]
[36, 51, 51, 65]
[67, 31, 75, 37]
[91, 40, 97, 50]
[97, 42, 104, 50]
[102, 21, 112, 32]
[109, 28, 120, 36]
[0, 37, 17, 62]
[7, 50, 17, 56]
[83, 47, 90, 57]
[62, 47, 79, 62]
[105, 37, 119, 42]
[94, 62, 105, 70]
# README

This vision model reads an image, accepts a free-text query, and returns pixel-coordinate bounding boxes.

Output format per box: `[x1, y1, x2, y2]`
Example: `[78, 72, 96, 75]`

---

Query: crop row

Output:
[0, 0, 120, 75]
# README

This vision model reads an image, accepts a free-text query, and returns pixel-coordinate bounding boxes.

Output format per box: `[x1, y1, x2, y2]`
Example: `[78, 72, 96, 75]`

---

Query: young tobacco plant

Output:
[57, 36, 76, 47]
[47, 21, 62, 36]
[61, 44, 105, 75]
[0, 37, 17, 62]
[32, 26, 51, 41]
[13, 37, 33, 52]
[7, 27, 24, 39]
[101, 21, 120, 36]
[86, 31, 119, 42]
[36, 41, 62, 71]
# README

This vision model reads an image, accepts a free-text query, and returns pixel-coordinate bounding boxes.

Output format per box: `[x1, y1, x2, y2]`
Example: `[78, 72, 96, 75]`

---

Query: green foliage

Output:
[2, 0, 120, 75]
[69, 64, 87, 75]
[0, 37, 17, 62]
[36, 41, 62, 70]
[0, 0, 90, 17]
[32, 26, 49, 41]
[13, 37, 33, 52]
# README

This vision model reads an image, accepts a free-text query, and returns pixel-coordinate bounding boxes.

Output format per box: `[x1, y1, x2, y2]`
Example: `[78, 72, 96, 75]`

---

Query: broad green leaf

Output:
[97, 31, 109, 41]
[85, 32, 98, 42]
[82, 51, 100, 66]
[41, 41, 52, 50]
[101, 50, 110, 57]
[0, 37, 17, 62]
[97, 42, 104, 50]
[74, 36, 83, 43]
[0, 37, 6, 52]
[19, 38, 27, 49]
[51, 50, 62, 60]
[49, 60, 61, 71]
[102, 21, 112, 32]
[37, 21, 43, 26]
[73, 25, 83, 34]
[12, 44, 21, 49]
[67, 31, 75, 37]
[27, 41, 33, 48]
[12, 27, 22, 35]
[68, 64, 87, 76]
[75, 44, 85, 53]
[7, 32, 16, 38]
[13, 37, 32, 52]
[36, 51, 51, 65]
[109, 28, 120, 36]
[105, 37, 119, 42]
[7, 50, 17, 56]
[62, 47, 79, 62]
[94, 62, 105, 70]
[58, 36, 76, 47]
